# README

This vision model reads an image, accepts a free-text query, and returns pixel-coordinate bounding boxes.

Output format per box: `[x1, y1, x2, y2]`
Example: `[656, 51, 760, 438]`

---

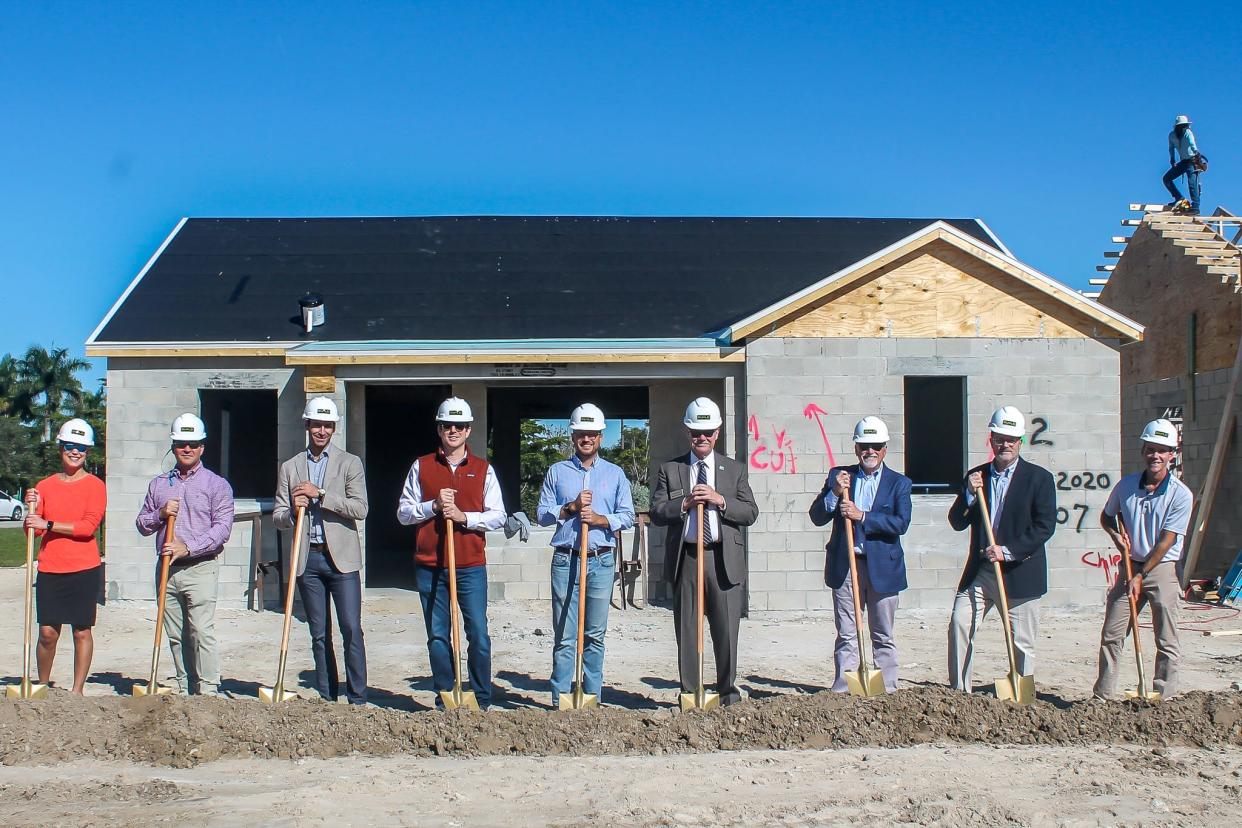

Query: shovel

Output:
[841, 486, 885, 697]
[680, 503, 720, 711]
[977, 489, 1036, 705]
[260, 506, 307, 703]
[440, 515, 480, 710]
[5, 528, 49, 700]
[560, 519, 599, 710]
[1119, 529, 1161, 702]
[134, 514, 177, 697]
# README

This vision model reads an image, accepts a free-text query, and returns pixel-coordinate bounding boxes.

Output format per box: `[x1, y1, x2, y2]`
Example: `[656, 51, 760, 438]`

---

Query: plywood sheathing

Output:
[1099, 220, 1241, 387]
[767, 239, 1108, 340]
[303, 364, 336, 393]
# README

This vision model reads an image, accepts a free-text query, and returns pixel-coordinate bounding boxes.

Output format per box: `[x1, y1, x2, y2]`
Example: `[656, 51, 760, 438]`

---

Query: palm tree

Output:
[0, 353, 35, 420]
[17, 345, 91, 441]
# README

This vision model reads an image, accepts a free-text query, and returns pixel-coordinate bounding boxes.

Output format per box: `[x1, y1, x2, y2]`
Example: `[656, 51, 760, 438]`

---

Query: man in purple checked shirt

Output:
[136, 412, 235, 696]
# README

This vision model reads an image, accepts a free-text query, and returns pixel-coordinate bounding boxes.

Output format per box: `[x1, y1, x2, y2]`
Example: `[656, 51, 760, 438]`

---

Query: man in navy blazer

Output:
[946, 406, 1057, 691]
[810, 416, 912, 693]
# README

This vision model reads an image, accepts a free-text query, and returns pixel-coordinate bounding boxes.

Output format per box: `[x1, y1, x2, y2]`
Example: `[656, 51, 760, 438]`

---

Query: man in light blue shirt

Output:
[1093, 419, 1193, 699]
[536, 403, 635, 707]
[1163, 114, 1205, 214]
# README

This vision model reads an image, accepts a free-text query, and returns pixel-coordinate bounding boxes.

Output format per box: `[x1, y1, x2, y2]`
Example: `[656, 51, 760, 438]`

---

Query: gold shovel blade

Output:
[1124, 688, 1162, 703]
[994, 673, 1036, 705]
[131, 683, 172, 698]
[440, 688, 481, 711]
[258, 685, 299, 704]
[559, 685, 598, 710]
[5, 680, 49, 700]
[845, 667, 886, 698]
[679, 689, 720, 711]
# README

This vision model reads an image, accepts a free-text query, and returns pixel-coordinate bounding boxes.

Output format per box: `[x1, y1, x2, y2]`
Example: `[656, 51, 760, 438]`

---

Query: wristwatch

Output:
[45, 519, 53, 531]
[317, 487, 326, 500]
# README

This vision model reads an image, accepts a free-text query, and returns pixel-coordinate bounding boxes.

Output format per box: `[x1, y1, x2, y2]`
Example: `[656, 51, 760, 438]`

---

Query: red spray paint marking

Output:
[1080, 549, 1122, 587]
[801, 403, 837, 468]
[747, 414, 798, 474]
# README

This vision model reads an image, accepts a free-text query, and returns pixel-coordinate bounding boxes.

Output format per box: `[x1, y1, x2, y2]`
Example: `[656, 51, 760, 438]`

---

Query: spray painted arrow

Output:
[801, 403, 837, 468]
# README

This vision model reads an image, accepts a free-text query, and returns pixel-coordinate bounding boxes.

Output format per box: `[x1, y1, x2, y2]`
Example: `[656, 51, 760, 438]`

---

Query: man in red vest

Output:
[397, 397, 506, 708]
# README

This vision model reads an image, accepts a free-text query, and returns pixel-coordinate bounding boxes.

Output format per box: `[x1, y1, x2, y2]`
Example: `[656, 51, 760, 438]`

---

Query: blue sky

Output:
[3, 2, 1239, 383]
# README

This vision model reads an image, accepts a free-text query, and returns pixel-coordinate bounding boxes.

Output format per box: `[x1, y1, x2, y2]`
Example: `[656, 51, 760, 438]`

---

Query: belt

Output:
[681, 541, 723, 554]
[308, 542, 328, 553]
[557, 546, 613, 558]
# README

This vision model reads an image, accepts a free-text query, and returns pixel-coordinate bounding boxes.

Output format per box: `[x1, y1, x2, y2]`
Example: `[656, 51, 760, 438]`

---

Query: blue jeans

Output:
[549, 549, 614, 705]
[297, 549, 367, 704]
[1163, 159, 1201, 210]
[415, 563, 491, 708]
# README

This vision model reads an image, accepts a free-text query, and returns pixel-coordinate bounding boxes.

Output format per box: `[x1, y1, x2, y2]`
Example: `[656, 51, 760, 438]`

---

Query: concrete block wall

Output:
[104, 359, 304, 606]
[1124, 368, 1242, 579]
[743, 336, 1123, 611]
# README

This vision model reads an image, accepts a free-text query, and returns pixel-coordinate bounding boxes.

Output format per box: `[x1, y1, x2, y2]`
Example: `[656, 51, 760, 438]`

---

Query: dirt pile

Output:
[1, 688, 1238, 768]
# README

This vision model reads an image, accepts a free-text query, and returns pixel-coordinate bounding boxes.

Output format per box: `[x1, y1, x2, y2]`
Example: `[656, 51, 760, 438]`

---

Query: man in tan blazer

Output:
[650, 397, 758, 706]
[273, 396, 370, 704]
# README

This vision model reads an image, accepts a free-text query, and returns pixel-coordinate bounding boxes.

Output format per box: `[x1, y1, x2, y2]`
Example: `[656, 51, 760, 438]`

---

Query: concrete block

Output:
[503, 582, 541, 600]
[786, 569, 826, 591]
[765, 551, 805, 572]
[749, 571, 787, 592]
[767, 591, 808, 611]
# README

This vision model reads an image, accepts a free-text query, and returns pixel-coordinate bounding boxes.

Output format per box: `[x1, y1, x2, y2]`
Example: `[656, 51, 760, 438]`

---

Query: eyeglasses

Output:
[59, 441, 89, 453]
[573, 431, 602, 439]
[990, 434, 1022, 445]
[857, 443, 887, 452]
[437, 422, 469, 432]
[173, 441, 204, 450]
[689, 430, 716, 438]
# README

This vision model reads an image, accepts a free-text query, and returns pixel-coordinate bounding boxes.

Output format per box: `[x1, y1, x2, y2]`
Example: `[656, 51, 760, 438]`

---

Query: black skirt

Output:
[35, 566, 101, 628]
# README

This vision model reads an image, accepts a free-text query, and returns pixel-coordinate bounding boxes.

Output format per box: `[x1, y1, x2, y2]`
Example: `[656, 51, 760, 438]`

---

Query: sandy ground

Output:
[1, 567, 1240, 825]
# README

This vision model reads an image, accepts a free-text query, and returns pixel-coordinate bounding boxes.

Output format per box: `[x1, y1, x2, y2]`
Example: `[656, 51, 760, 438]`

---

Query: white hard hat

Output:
[302, 396, 340, 423]
[1174, 114, 1191, 126]
[569, 403, 606, 432]
[852, 416, 890, 443]
[683, 397, 722, 430]
[56, 418, 95, 447]
[988, 406, 1026, 438]
[435, 397, 474, 423]
[1140, 418, 1179, 448]
[169, 413, 207, 441]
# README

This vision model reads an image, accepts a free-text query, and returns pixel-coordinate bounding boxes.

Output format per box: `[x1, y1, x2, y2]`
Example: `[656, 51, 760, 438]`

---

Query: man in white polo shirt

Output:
[1093, 418, 1193, 699]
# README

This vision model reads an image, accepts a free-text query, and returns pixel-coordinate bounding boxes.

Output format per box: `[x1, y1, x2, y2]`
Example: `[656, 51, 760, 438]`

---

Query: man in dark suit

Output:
[809, 416, 912, 693]
[650, 397, 759, 706]
[946, 405, 1057, 691]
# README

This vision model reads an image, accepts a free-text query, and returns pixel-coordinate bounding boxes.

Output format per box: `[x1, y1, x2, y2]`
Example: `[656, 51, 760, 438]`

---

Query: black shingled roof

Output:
[93, 216, 1001, 343]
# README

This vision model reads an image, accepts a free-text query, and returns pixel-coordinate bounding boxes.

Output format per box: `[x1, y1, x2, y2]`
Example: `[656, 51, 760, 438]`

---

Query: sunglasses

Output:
[689, 430, 715, 438]
[437, 422, 469, 432]
[173, 441, 204, 450]
[857, 443, 887, 451]
[573, 431, 602, 439]
[59, 441, 89, 453]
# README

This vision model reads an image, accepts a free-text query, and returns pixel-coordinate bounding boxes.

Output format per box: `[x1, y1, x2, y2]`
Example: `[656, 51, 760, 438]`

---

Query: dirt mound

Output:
[1, 688, 1239, 768]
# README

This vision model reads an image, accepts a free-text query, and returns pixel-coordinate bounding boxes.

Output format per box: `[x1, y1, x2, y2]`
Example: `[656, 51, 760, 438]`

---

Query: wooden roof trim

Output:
[286, 349, 745, 365]
[729, 221, 1143, 342]
[86, 342, 294, 358]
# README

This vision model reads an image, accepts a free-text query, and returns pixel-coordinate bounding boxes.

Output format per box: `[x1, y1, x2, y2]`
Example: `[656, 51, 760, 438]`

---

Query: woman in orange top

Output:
[24, 418, 107, 694]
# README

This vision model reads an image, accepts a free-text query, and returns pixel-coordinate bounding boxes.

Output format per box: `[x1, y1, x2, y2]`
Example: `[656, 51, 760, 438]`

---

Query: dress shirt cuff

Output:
[964, 491, 977, 507]
[605, 513, 622, 533]
[1000, 545, 1013, 562]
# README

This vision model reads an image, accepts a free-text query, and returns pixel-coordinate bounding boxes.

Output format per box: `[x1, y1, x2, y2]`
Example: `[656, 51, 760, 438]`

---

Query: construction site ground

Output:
[1, 565, 1240, 826]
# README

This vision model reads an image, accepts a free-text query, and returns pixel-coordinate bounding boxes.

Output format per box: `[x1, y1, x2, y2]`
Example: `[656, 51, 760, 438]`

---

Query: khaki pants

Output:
[1093, 560, 1181, 698]
[161, 557, 221, 694]
[948, 566, 1039, 691]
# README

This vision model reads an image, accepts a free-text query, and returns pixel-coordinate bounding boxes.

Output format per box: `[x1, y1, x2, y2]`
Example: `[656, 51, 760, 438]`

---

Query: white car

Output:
[0, 490, 27, 521]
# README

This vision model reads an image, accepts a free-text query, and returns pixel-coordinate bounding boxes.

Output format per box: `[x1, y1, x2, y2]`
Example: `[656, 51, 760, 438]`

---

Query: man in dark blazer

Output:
[809, 416, 912, 693]
[651, 397, 759, 706]
[946, 405, 1057, 691]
